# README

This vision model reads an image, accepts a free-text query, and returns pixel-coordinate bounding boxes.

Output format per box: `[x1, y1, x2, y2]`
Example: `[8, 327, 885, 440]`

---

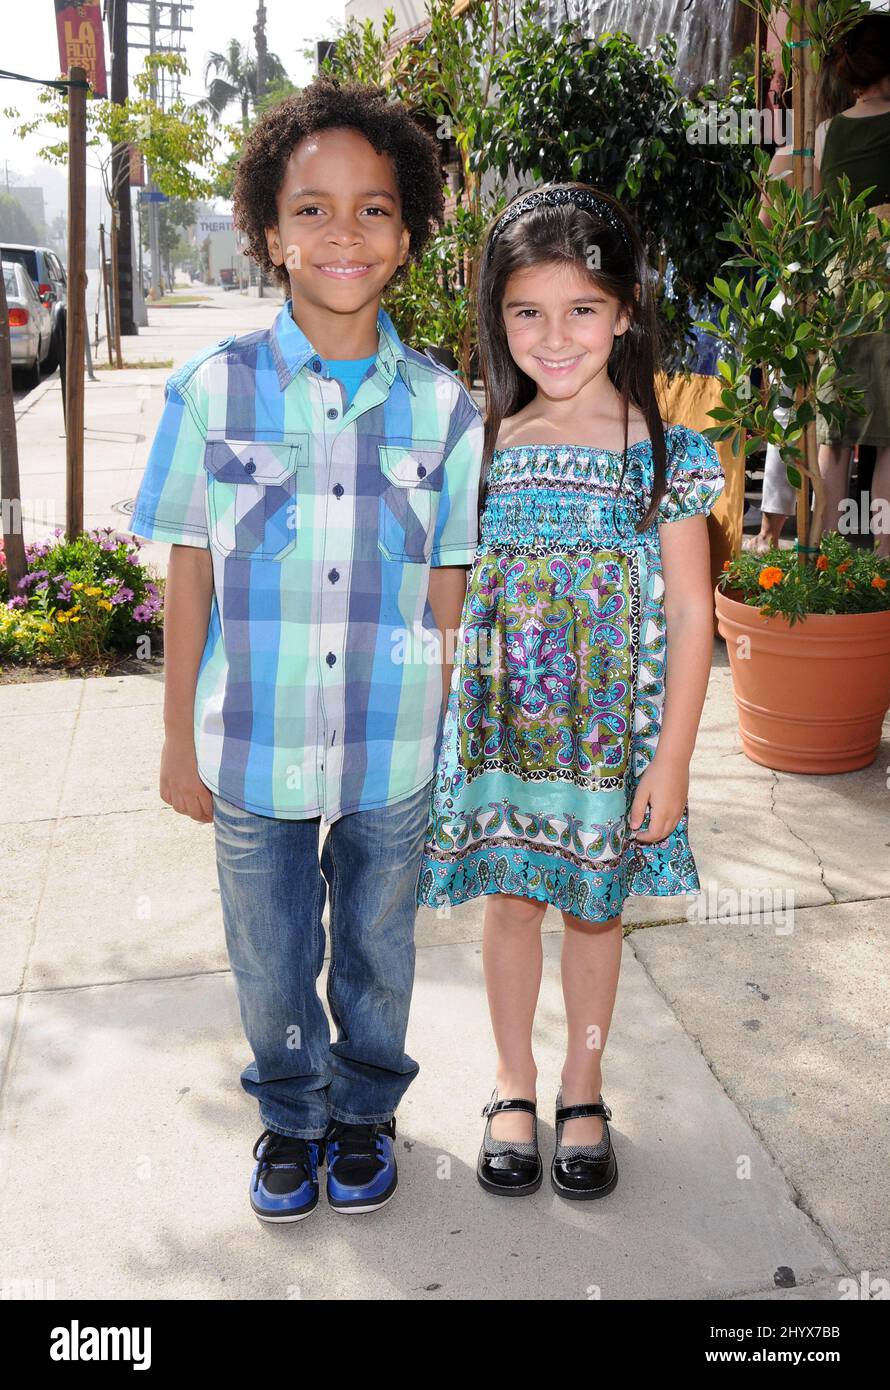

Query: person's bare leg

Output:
[816, 444, 853, 536]
[742, 511, 786, 554]
[558, 912, 623, 1145]
[482, 891, 546, 1141]
[869, 446, 890, 558]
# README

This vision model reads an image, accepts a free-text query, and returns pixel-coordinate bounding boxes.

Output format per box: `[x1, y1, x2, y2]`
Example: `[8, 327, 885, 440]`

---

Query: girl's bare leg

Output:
[482, 891, 546, 1142]
[559, 912, 623, 1145]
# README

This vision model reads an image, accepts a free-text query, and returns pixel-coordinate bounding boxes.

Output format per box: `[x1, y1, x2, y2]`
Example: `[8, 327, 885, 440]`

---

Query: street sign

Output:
[138, 191, 170, 203]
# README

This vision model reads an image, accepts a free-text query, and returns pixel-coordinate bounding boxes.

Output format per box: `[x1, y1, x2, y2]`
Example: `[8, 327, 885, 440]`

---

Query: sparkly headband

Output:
[485, 187, 633, 262]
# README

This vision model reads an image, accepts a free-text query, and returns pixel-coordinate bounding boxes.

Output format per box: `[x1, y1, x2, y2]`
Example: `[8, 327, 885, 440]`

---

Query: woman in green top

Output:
[814, 14, 890, 558]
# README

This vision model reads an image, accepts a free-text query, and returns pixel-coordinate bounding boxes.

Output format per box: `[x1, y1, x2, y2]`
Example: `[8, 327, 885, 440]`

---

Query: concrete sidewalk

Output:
[2, 288, 888, 1299]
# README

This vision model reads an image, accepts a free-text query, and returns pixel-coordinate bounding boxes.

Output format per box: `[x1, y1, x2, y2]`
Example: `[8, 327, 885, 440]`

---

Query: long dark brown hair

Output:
[816, 13, 890, 122]
[475, 181, 668, 533]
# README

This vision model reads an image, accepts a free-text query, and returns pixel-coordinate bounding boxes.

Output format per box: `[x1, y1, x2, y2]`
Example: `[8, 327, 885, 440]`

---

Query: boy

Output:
[129, 79, 483, 1221]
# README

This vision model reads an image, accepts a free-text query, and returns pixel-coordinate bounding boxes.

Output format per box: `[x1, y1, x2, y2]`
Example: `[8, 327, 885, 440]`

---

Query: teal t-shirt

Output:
[322, 353, 377, 409]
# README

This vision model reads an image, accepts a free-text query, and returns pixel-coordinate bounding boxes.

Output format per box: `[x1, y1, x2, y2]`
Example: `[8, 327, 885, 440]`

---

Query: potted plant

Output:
[717, 533, 890, 771]
[700, 154, 890, 772]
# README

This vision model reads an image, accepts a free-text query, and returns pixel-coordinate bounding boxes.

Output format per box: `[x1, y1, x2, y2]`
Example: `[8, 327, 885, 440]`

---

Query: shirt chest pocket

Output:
[377, 441, 443, 564]
[203, 434, 309, 560]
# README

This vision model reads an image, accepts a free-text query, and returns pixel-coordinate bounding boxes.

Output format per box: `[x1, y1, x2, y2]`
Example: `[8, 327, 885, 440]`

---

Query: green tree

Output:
[211, 77, 300, 200]
[140, 197, 197, 287]
[199, 39, 289, 130]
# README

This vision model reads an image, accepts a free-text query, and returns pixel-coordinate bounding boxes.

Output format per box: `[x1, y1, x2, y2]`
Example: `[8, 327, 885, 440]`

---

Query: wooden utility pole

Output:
[65, 66, 88, 540]
[0, 258, 27, 592]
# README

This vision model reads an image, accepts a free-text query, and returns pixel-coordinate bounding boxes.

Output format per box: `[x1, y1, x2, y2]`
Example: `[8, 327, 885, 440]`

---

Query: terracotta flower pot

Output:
[714, 583, 890, 773]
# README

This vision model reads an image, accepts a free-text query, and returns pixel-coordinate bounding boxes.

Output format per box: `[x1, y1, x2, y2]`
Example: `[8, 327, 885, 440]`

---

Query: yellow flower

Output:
[56, 612, 69, 624]
[84, 585, 103, 597]
[71, 582, 84, 591]
[70, 615, 81, 623]
[97, 599, 113, 611]
[41, 622, 55, 633]
[758, 566, 785, 590]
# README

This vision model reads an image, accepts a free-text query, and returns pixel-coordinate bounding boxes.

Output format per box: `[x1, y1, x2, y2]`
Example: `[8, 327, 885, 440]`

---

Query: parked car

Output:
[0, 242, 67, 371]
[3, 259, 53, 389]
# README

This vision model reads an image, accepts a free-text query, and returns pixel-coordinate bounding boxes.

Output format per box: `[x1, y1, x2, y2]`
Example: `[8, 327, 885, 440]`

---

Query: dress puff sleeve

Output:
[656, 425, 726, 525]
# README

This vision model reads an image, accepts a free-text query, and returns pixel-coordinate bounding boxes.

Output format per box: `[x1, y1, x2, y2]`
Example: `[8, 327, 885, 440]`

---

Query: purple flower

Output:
[56, 580, 73, 602]
[111, 587, 134, 605]
[132, 604, 151, 622]
[6, 595, 27, 610]
[144, 581, 159, 599]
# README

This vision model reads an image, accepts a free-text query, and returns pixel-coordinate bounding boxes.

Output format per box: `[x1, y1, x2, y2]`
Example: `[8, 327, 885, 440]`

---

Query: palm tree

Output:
[200, 38, 289, 130]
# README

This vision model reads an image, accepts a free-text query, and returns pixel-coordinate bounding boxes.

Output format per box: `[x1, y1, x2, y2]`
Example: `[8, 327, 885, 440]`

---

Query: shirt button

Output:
[333, 484, 344, 498]
[326, 652, 336, 667]
[328, 568, 340, 584]
[417, 464, 426, 478]
[244, 458, 256, 474]
[311, 358, 321, 371]
[326, 407, 338, 419]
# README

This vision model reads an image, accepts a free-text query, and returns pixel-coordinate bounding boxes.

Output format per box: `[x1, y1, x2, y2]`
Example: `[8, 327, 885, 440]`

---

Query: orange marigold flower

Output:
[872, 575, 887, 590]
[846, 579, 855, 590]
[837, 560, 851, 573]
[758, 566, 784, 590]
[815, 555, 829, 571]
[722, 559, 731, 570]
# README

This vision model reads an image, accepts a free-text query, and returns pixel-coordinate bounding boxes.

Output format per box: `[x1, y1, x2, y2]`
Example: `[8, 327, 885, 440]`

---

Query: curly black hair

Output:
[233, 76, 447, 291]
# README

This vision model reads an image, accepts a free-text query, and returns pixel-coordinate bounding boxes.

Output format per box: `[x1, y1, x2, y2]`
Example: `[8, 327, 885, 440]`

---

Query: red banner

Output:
[54, 1, 107, 97]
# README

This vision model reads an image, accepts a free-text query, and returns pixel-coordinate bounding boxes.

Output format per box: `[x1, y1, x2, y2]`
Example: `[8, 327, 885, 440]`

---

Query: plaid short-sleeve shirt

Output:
[130, 301, 483, 823]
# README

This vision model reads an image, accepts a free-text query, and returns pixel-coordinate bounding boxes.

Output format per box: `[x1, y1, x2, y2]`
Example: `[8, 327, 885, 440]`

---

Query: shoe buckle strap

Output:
[556, 1101, 611, 1123]
[482, 1097, 537, 1118]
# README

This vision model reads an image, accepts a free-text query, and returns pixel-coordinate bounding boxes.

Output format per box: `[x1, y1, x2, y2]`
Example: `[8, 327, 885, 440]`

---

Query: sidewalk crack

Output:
[768, 769, 838, 904]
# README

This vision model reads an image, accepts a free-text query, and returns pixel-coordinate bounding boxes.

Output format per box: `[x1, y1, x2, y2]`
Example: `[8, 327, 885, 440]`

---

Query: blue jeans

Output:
[212, 778, 434, 1140]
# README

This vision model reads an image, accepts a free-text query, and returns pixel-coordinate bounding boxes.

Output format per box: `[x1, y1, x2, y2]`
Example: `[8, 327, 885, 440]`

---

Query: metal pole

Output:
[147, 0, 162, 301]
[65, 67, 87, 539]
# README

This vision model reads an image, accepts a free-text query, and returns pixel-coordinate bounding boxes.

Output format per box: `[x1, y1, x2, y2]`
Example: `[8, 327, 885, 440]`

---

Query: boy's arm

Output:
[427, 381, 484, 704]
[159, 545, 215, 823]
[427, 565, 468, 706]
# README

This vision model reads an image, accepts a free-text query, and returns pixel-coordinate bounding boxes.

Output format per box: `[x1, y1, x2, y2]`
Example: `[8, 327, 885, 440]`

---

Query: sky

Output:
[0, 0, 347, 220]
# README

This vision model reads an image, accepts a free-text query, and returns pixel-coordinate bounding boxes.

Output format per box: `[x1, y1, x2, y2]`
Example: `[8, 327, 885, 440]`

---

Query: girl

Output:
[416, 183, 725, 1201]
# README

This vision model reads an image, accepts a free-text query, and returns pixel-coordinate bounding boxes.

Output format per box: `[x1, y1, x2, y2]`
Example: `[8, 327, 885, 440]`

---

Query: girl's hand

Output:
[628, 753, 689, 844]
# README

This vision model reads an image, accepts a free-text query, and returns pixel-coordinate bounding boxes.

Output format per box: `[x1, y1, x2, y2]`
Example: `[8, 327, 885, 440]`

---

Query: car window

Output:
[3, 267, 17, 295]
[1, 247, 39, 281]
[48, 253, 62, 282]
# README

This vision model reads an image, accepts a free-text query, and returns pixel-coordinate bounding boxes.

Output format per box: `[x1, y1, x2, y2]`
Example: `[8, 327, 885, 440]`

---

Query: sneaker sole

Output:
[327, 1174, 398, 1214]
[251, 1195, 319, 1223]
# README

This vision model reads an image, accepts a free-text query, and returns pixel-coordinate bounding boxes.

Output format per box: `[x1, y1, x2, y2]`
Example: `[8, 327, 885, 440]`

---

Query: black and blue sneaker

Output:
[325, 1117, 398, 1213]
[249, 1129, 323, 1223]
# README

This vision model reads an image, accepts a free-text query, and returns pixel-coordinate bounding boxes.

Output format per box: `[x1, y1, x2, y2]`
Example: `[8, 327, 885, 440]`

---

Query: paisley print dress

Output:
[416, 423, 725, 924]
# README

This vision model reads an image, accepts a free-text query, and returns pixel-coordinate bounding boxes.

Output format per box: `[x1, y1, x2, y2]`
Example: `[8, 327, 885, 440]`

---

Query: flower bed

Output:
[0, 528, 164, 671]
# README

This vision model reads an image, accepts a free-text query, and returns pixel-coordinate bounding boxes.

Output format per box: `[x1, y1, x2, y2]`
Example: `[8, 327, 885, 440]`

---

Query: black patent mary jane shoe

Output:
[476, 1090, 543, 1197]
[550, 1089, 618, 1201]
